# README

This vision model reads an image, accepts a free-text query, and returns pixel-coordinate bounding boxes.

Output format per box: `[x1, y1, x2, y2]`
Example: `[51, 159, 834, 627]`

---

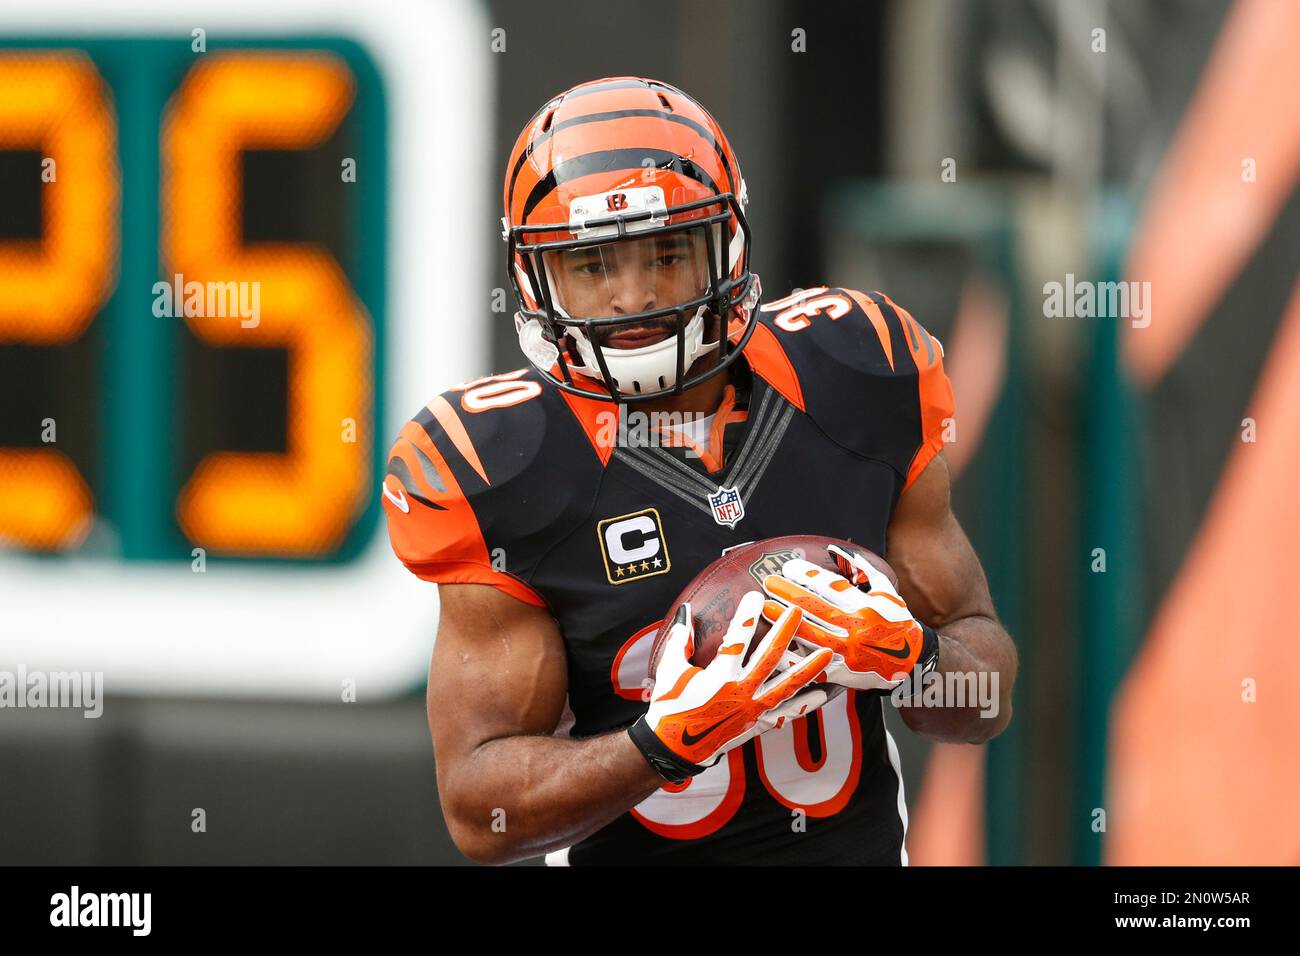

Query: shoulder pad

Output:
[749, 287, 954, 491]
[381, 369, 604, 606]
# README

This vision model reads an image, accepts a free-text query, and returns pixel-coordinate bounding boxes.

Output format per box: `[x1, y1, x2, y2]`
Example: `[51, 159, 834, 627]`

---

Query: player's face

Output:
[544, 232, 710, 349]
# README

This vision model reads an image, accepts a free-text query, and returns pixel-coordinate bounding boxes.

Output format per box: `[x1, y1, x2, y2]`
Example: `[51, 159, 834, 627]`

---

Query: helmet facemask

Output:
[507, 188, 758, 402]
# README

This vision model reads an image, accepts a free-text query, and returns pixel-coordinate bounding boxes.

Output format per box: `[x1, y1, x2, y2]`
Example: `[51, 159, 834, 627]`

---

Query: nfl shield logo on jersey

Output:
[708, 485, 745, 529]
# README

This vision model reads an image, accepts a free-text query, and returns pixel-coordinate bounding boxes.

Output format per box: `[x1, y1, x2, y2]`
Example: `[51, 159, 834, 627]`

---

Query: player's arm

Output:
[388, 407, 674, 862]
[429, 582, 830, 865]
[760, 289, 1013, 740]
[428, 582, 664, 865]
[884, 452, 1017, 743]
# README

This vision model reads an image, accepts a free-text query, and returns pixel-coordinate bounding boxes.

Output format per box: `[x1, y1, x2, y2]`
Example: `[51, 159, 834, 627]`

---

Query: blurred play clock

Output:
[0, 37, 386, 561]
[0, 1, 489, 698]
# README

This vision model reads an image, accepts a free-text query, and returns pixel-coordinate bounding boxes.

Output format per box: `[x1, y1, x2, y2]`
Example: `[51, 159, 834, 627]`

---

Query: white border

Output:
[0, 0, 492, 698]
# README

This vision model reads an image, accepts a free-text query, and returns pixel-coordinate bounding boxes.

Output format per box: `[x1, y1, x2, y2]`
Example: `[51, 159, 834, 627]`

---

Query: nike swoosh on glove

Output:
[628, 591, 833, 784]
[759, 544, 939, 692]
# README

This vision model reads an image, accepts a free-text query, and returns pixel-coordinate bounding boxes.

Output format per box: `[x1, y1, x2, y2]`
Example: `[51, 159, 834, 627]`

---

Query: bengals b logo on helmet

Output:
[606, 193, 629, 212]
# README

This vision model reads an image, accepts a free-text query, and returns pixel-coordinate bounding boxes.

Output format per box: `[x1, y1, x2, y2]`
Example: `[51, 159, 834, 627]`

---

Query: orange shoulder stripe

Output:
[384, 425, 547, 609]
[739, 321, 806, 412]
[845, 289, 895, 370]
[877, 290, 939, 371]
[558, 384, 617, 467]
[880, 295, 954, 493]
[428, 395, 490, 486]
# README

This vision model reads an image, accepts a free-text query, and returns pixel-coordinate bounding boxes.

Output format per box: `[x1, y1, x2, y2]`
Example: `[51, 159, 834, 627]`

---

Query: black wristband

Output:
[885, 623, 941, 702]
[917, 622, 940, 677]
[627, 716, 706, 785]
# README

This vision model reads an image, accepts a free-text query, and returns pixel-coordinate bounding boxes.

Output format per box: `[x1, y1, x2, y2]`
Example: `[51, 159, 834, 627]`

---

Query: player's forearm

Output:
[442, 727, 666, 865]
[897, 614, 1016, 744]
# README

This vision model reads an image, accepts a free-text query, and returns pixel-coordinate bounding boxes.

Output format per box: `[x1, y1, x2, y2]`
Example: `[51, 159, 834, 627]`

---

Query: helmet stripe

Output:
[507, 108, 733, 216]
[520, 147, 720, 221]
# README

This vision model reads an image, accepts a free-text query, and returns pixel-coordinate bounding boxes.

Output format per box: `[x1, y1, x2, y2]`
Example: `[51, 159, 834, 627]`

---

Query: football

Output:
[646, 535, 898, 678]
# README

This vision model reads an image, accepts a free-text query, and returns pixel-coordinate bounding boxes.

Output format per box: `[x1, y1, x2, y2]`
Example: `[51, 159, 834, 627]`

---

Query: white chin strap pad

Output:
[569, 306, 715, 395]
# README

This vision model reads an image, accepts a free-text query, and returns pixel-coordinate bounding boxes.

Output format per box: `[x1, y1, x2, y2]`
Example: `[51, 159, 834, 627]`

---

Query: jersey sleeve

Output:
[758, 287, 955, 495]
[382, 412, 548, 609]
[865, 291, 955, 492]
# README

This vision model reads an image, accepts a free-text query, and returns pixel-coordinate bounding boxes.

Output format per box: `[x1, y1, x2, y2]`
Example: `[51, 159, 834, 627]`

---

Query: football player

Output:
[383, 77, 1017, 864]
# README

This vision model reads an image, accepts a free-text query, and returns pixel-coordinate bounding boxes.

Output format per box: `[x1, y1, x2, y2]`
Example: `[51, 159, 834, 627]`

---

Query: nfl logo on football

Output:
[708, 485, 745, 528]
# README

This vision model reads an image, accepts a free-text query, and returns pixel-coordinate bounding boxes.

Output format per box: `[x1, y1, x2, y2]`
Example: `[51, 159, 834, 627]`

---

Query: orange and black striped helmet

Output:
[503, 77, 760, 402]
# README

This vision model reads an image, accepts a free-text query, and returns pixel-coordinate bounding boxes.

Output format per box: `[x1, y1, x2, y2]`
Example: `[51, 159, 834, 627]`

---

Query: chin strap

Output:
[516, 272, 763, 395]
[567, 304, 712, 394]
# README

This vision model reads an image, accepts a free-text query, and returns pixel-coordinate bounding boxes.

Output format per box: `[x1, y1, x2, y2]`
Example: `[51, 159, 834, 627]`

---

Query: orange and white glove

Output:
[629, 591, 833, 784]
[760, 544, 940, 693]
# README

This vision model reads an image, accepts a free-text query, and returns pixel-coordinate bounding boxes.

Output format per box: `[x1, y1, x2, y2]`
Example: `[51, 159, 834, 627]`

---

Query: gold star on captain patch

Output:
[614, 566, 625, 577]
[640, 560, 650, 571]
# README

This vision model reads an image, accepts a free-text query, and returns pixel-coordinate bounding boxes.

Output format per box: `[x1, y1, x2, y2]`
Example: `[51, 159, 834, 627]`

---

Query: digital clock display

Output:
[0, 39, 387, 562]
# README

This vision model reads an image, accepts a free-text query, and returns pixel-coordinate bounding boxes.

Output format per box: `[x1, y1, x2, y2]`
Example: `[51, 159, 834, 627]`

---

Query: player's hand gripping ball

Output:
[647, 535, 899, 675]
[760, 543, 939, 692]
[628, 593, 832, 784]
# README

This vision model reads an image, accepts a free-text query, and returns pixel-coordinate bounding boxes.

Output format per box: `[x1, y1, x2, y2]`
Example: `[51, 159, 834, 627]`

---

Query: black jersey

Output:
[383, 287, 955, 865]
